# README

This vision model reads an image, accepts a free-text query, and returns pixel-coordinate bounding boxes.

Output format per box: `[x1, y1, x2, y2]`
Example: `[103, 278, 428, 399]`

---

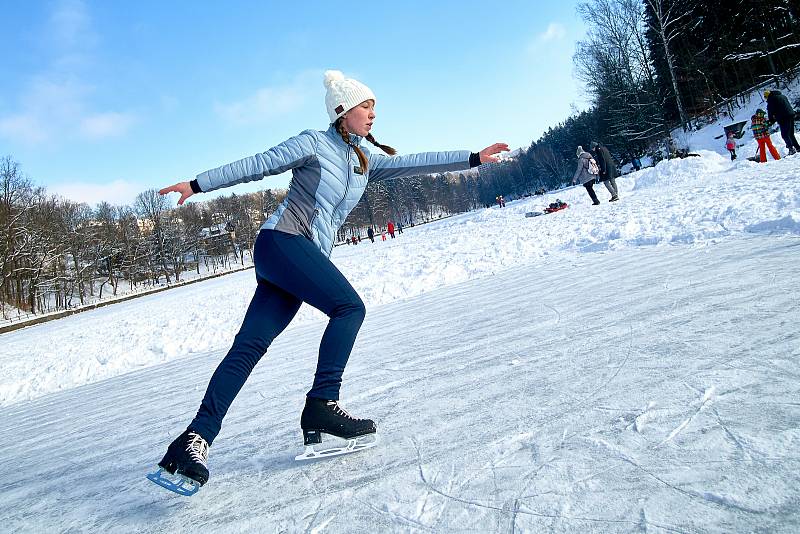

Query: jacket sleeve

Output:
[597, 151, 608, 175]
[572, 158, 585, 182]
[367, 150, 471, 182]
[195, 130, 318, 193]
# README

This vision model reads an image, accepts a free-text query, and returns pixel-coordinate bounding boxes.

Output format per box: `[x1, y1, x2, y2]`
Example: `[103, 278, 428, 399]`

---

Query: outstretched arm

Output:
[160, 130, 319, 205]
[368, 142, 509, 182]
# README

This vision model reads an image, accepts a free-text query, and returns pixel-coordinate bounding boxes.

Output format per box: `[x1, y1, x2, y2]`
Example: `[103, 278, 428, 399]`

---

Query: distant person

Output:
[725, 132, 737, 161]
[765, 89, 799, 156]
[397, 222, 403, 234]
[631, 155, 642, 171]
[387, 221, 395, 238]
[381, 229, 387, 241]
[572, 146, 601, 205]
[751, 108, 781, 162]
[591, 141, 619, 202]
[668, 137, 678, 158]
[500, 195, 506, 207]
[153, 68, 509, 493]
[367, 226, 375, 243]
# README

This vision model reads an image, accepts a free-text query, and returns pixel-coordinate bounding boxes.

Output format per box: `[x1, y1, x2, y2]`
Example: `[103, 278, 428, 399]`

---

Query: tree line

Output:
[3, 0, 798, 319]
[0, 155, 287, 319]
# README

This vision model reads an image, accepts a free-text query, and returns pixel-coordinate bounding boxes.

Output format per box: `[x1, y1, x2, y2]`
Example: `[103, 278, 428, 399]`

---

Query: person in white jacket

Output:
[572, 146, 601, 205]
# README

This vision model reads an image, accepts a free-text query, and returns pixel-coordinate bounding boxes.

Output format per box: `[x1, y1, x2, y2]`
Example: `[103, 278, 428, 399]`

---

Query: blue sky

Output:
[0, 0, 588, 206]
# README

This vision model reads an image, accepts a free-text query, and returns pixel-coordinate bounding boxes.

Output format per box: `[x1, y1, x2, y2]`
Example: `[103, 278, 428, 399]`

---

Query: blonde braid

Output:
[336, 119, 369, 172]
[365, 133, 396, 156]
[335, 119, 397, 173]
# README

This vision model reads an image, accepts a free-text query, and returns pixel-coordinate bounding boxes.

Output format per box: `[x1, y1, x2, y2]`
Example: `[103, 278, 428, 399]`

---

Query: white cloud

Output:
[539, 23, 566, 43]
[50, 0, 93, 50]
[0, 115, 48, 144]
[527, 22, 567, 55]
[50, 179, 141, 207]
[0, 1, 136, 146]
[214, 70, 319, 125]
[80, 112, 137, 139]
[0, 78, 138, 144]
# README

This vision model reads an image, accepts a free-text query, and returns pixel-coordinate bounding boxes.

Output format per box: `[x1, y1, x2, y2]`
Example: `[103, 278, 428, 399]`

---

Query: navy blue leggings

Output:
[189, 230, 366, 444]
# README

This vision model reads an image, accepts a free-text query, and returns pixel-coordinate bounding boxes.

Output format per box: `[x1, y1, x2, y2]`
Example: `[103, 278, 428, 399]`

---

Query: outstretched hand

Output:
[159, 181, 194, 205]
[478, 143, 510, 164]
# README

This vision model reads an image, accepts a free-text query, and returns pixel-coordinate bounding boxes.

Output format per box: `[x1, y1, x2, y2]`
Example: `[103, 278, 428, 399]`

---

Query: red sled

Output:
[543, 203, 569, 214]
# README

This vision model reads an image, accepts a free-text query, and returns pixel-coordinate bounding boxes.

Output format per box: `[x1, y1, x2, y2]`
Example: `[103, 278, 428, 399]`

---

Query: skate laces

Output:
[327, 400, 357, 420]
[185, 432, 209, 466]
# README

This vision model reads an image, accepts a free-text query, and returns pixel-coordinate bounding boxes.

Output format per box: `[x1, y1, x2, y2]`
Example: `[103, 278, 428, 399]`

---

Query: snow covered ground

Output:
[2, 149, 799, 407]
[1, 232, 798, 533]
[1, 113, 799, 532]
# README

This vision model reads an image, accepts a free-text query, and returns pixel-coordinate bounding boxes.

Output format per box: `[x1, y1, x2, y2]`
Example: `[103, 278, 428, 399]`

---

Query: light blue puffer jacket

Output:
[196, 125, 471, 256]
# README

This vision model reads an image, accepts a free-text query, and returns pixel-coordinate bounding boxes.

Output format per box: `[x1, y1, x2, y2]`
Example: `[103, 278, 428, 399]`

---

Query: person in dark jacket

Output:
[591, 141, 619, 201]
[367, 226, 375, 243]
[765, 89, 799, 155]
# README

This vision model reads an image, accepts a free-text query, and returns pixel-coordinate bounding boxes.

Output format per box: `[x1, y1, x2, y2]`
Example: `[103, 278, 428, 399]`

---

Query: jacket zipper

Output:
[329, 146, 353, 251]
[309, 207, 319, 239]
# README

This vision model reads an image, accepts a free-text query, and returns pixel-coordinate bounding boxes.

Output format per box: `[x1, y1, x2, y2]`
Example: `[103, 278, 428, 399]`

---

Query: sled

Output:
[715, 120, 748, 140]
[543, 203, 569, 214]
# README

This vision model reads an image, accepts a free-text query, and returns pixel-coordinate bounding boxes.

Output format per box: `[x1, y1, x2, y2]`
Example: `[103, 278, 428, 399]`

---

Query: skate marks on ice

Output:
[353, 237, 800, 533]
[655, 385, 717, 447]
[0, 236, 799, 532]
[394, 434, 690, 534]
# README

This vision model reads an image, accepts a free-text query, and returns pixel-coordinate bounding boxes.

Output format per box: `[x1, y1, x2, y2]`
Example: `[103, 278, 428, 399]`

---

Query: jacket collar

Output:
[326, 124, 362, 146]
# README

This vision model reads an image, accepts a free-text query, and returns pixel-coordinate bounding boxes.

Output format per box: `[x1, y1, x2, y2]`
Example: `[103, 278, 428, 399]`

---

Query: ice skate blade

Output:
[146, 467, 201, 496]
[295, 433, 379, 461]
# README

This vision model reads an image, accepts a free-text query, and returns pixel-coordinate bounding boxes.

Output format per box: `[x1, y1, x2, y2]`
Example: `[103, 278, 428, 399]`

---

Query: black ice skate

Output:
[146, 429, 209, 496]
[295, 398, 378, 461]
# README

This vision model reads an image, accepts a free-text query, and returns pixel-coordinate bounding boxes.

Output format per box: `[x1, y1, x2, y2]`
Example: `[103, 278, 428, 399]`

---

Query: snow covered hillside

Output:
[2, 150, 799, 407]
[676, 76, 799, 160]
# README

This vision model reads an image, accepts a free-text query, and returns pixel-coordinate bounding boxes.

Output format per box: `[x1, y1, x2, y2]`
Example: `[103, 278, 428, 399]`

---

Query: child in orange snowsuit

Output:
[751, 108, 780, 162]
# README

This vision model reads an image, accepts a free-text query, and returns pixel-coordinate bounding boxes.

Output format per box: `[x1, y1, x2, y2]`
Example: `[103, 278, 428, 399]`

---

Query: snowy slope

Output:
[675, 76, 800, 160]
[2, 150, 799, 406]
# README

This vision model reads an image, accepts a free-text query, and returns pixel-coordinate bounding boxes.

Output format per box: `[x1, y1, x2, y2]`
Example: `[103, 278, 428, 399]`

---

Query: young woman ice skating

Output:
[148, 70, 509, 495]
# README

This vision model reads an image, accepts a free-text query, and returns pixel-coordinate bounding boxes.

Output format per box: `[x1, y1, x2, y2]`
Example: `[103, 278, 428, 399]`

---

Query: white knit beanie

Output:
[576, 146, 584, 157]
[324, 70, 376, 123]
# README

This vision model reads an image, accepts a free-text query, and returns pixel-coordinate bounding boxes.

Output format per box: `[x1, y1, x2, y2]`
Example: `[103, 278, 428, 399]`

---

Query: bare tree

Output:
[135, 189, 174, 284]
[645, 0, 692, 130]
